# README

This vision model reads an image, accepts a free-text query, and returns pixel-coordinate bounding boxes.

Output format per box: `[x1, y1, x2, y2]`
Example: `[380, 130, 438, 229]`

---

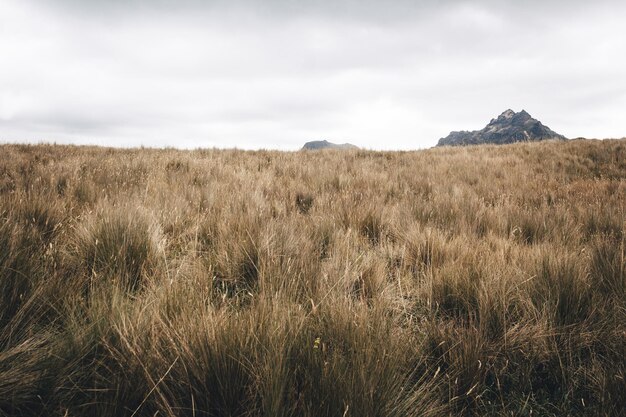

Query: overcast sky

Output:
[1, 0, 625, 150]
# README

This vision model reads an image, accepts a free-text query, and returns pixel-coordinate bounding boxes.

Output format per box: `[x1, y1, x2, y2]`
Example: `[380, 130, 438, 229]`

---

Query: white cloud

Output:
[1, 0, 625, 150]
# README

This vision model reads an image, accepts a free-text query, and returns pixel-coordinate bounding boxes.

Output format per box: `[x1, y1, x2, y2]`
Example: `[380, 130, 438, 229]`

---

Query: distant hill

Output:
[437, 109, 567, 147]
[301, 140, 358, 150]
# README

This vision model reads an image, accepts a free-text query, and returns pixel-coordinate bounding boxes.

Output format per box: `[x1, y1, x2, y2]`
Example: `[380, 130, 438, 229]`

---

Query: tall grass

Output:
[0, 139, 624, 416]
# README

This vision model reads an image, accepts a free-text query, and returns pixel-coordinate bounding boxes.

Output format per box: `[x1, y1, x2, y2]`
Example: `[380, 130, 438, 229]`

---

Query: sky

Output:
[1, 0, 626, 150]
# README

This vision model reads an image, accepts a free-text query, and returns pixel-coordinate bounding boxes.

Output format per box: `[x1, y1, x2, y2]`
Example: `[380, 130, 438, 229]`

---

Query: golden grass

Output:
[0, 139, 624, 416]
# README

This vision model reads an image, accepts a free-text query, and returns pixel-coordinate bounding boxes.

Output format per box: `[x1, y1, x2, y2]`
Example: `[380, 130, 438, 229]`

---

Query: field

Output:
[0, 139, 624, 416]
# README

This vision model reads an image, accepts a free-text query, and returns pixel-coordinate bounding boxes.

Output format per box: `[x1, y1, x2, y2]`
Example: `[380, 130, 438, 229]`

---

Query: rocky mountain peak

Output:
[438, 109, 566, 147]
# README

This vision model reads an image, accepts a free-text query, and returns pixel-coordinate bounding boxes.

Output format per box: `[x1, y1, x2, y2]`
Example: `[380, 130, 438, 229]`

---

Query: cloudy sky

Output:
[1, 0, 625, 150]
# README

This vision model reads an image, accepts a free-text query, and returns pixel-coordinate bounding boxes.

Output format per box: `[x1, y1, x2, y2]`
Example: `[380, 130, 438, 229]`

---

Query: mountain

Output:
[301, 140, 358, 150]
[437, 109, 567, 147]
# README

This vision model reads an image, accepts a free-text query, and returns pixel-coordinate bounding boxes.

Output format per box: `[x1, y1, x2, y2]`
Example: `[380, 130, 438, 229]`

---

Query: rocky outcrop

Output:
[437, 109, 567, 147]
[301, 140, 358, 150]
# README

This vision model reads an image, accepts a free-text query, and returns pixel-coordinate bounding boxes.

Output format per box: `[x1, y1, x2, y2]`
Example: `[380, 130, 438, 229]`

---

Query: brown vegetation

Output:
[0, 139, 624, 416]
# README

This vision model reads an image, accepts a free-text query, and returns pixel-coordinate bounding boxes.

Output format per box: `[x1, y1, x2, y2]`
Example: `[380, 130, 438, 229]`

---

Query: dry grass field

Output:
[0, 139, 624, 416]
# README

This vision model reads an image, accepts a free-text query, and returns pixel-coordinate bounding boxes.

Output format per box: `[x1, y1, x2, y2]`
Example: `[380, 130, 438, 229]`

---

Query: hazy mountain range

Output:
[302, 110, 567, 150]
[301, 140, 359, 150]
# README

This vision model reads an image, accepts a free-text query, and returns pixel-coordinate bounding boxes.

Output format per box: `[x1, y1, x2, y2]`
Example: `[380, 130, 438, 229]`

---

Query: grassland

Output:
[0, 139, 624, 416]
